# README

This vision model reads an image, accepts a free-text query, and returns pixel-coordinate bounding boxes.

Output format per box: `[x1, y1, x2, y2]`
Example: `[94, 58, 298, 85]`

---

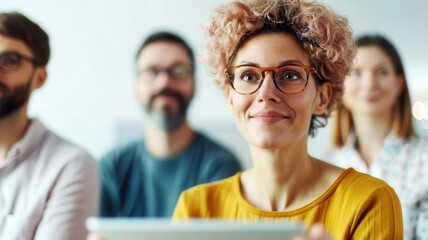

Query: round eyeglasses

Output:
[138, 64, 193, 83]
[0, 51, 39, 73]
[224, 64, 320, 95]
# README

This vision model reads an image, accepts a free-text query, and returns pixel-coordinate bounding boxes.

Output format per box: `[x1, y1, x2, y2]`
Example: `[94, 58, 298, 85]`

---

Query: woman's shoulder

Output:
[319, 168, 402, 227]
[323, 169, 403, 239]
[334, 168, 399, 201]
[339, 168, 390, 189]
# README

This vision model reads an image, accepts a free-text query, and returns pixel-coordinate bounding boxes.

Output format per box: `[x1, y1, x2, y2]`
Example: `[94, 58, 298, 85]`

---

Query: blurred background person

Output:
[99, 31, 241, 218]
[329, 34, 428, 239]
[0, 12, 98, 240]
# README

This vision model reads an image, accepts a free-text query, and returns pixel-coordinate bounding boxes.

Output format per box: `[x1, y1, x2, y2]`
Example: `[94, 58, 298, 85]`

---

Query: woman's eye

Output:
[279, 71, 301, 81]
[350, 69, 360, 78]
[376, 69, 388, 77]
[239, 72, 259, 82]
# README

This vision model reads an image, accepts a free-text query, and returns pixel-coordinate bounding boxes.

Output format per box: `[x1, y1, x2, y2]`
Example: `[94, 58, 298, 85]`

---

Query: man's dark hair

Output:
[0, 12, 50, 65]
[136, 31, 195, 74]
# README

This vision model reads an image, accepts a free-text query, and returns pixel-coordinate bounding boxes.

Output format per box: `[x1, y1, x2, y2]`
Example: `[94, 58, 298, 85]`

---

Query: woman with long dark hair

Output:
[329, 34, 428, 239]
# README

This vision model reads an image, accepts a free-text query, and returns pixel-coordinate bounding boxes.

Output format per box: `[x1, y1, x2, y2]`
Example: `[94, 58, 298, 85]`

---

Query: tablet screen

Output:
[86, 217, 304, 240]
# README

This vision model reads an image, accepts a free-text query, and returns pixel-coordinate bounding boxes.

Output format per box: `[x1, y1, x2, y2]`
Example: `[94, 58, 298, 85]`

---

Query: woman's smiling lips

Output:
[250, 110, 290, 124]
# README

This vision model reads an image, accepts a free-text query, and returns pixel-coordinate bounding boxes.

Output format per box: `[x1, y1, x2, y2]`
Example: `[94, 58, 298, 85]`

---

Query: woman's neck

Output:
[241, 143, 326, 211]
[352, 112, 393, 166]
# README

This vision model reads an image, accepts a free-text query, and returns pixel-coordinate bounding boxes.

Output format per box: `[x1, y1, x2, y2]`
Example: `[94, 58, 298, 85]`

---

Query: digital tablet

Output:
[86, 217, 304, 240]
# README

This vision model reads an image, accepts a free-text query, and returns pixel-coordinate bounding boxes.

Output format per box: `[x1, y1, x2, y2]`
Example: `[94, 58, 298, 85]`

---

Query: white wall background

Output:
[1, 0, 427, 168]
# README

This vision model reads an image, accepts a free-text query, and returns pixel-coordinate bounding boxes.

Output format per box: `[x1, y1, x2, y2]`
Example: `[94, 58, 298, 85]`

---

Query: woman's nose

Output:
[256, 72, 281, 102]
[360, 72, 378, 90]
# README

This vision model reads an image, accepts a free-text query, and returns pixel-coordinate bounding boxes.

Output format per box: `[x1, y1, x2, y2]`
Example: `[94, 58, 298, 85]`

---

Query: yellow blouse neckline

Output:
[232, 168, 355, 216]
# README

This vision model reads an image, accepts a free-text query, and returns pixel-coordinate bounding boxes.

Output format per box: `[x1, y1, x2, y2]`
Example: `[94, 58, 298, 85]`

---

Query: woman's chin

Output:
[247, 137, 284, 149]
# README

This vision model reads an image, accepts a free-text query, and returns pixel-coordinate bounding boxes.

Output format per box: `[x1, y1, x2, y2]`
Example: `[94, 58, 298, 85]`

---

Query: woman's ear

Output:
[224, 84, 235, 112]
[313, 82, 332, 115]
[224, 84, 235, 110]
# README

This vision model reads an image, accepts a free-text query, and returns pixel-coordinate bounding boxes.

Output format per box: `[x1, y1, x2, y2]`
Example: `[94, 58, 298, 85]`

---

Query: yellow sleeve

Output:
[172, 192, 191, 219]
[352, 185, 403, 239]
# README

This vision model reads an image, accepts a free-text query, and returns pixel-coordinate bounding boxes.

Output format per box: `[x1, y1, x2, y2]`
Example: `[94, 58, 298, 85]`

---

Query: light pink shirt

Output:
[0, 119, 99, 240]
[327, 134, 428, 240]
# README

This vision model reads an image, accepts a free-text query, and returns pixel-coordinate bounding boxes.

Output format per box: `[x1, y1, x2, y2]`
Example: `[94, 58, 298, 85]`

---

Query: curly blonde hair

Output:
[204, 0, 355, 136]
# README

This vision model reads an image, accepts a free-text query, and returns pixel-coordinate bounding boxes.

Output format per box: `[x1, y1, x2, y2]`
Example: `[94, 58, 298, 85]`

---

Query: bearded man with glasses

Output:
[98, 31, 241, 218]
[0, 12, 98, 240]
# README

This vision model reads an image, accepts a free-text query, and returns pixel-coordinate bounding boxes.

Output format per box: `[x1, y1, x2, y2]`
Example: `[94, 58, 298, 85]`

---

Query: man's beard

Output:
[144, 88, 191, 131]
[0, 77, 32, 119]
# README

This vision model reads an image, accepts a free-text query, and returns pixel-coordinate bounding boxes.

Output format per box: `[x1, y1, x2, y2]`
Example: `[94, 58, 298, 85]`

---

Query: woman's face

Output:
[343, 46, 403, 116]
[225, 33, 331, 149]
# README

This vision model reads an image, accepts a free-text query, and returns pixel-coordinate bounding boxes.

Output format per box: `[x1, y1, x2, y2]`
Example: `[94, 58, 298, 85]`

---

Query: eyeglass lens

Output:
[229, 65, 310, 94]
[140, 64, 191, 81]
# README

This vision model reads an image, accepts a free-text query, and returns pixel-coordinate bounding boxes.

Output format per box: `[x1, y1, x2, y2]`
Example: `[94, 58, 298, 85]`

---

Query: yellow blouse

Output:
[173, 168, 403, 239]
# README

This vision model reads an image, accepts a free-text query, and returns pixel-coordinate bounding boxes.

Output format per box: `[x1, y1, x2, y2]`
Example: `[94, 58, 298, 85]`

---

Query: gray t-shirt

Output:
[99, 132, 241, 217]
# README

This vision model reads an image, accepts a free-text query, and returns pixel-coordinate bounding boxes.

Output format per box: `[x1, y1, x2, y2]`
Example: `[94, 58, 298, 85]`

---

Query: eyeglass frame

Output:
[137, 64, 194, 82]
[224, 63, 321, 95]
[0, 51, 40, 74]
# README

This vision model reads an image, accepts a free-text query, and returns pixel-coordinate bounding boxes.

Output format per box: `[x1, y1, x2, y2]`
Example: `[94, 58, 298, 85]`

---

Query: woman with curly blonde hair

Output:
[173, 0, 403, 239]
